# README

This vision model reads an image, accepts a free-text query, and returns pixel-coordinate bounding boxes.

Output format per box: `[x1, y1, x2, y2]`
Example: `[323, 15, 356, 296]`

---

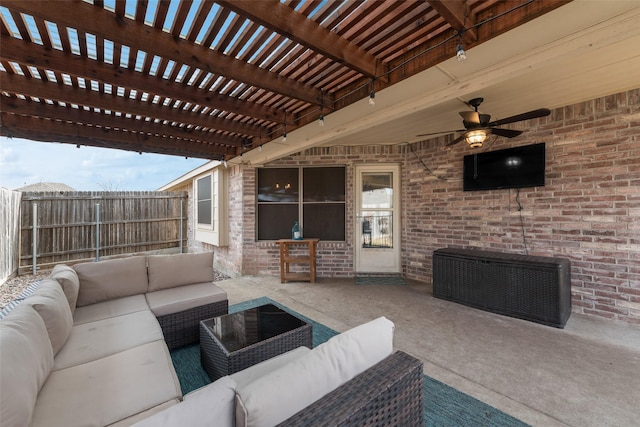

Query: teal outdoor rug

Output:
[170, 297, 528, 427]
[354, 275, 408, 285]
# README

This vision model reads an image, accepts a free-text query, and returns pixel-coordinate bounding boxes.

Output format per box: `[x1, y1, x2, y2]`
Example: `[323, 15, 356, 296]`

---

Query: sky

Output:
[0, 136, 209, 191]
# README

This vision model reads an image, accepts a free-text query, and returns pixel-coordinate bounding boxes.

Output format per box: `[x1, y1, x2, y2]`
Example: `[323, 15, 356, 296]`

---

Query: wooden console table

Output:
[277, 238, 320, 283]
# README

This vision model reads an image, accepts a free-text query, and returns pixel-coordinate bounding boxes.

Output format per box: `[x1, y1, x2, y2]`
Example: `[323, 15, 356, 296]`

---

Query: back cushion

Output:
[0, 304, 54, 426]
[50, 264, 80, 313]
[235, 316, 394, 427]
[74, 256, 148, 306]
[147, 252, 214, 292]
[27, 279, 73, 355]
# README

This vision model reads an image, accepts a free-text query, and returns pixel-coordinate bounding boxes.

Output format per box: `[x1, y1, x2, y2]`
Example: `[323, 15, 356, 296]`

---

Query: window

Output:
[196, 175, 212, 227]
[194, 167, 228, 246]
[257, 167, 345, 241]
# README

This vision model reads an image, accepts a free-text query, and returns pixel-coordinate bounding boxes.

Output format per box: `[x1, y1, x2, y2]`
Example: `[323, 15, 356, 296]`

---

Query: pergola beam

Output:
[0, 113, 229, 159]
[3, 0, 327, 106]
[0, 73, 262, 137]
[1, 96, 245, 148]
[429, 0, 478, 41]
[218, 0, 387, 81]
[0, 36, 285, 125]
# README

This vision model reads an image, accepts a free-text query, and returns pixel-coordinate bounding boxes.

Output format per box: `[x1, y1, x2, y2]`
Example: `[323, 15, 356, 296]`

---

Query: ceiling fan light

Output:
[465, 129, 487, 148]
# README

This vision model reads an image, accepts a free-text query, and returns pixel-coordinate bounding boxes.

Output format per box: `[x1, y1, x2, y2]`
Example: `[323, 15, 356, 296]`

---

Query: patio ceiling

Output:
[0, 0, 575, 160]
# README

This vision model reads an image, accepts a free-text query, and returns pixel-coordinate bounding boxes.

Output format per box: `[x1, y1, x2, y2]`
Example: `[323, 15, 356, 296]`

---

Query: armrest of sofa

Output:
[147, 284, 228, 350]
[278, 351, 424, 427]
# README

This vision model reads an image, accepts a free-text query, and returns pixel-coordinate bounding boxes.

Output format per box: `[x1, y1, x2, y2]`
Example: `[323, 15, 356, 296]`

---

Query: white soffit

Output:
[235, 1, 640, 166]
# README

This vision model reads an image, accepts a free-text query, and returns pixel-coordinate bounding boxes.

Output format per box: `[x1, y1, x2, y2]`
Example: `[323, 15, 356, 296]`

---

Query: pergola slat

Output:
[0, 0, 569, 160]
[1, 72, 264, 138]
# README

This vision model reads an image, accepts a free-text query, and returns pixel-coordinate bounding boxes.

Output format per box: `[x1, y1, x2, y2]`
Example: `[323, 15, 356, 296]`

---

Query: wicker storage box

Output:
[433, 248, 571, 328]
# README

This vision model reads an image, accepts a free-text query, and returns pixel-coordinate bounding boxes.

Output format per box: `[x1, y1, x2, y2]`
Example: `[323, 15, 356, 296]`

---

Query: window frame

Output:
[193, 166, 228, 247]
[256, 166, 346, 241]
[196, 174, 213, 229]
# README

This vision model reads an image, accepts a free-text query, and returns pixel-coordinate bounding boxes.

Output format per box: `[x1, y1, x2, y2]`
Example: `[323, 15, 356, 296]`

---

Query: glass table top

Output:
[201, 304, 307, 352]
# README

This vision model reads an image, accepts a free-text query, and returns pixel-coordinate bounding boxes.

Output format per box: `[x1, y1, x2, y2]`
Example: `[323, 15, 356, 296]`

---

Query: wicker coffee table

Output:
[199, 303, 312, 381]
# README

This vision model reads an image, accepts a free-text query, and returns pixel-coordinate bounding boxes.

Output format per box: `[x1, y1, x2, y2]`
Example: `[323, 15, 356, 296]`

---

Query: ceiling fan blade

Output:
[459, 111, 480, 124]
[445, 134, 466, 146]
[416, 129, 465, 137]
[488, 108, 551, 126]
[490, 128, 523, 138]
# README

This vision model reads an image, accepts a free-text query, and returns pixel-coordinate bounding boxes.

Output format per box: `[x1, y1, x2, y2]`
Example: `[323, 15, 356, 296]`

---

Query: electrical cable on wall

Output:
[515, 188, 529, 255]
[408, 143, 449, 181]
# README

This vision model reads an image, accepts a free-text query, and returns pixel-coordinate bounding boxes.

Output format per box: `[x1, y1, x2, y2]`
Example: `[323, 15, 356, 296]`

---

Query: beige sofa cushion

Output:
[109, 400, 179, 427]
[145, 282, 227, 317]
[235, 316, 394, 427]
[0, 304, 54, 427]
[74, 256, 148, 306]
[229, 346, 311, 390]
[147, 252, 214, 292]
[73, 294, 149, 325]
[54, 310, 164, 370]
[50, 264, 80, 313]
[132, 376, 236, 427]
[31, 340, 182, 427]
[27, 279, 74, 355]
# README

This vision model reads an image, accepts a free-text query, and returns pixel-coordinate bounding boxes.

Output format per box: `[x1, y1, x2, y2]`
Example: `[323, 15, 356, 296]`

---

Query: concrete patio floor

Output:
[217, 275, 640, 427]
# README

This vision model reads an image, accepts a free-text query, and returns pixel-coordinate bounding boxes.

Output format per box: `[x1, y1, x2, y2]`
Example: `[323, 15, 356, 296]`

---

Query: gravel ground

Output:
[1, 269, 230, 311]
[0, 273, 49, 310]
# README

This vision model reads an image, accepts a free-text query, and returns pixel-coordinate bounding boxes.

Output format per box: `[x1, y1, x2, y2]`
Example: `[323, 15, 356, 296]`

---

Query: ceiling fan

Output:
[417, 98, 551, 148]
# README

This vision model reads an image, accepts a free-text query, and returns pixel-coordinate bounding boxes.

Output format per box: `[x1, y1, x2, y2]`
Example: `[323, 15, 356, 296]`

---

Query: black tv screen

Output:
[463, 142, 545, 191]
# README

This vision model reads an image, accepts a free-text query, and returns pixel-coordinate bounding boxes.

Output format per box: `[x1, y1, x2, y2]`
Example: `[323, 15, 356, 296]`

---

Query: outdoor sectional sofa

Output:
[134, 317, 424, 427]
[0, 251, 228, 426]
[0, 252, 424, 426]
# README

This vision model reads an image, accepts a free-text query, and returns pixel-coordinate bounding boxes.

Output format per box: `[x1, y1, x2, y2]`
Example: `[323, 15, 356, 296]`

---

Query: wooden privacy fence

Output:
[19, 191, 188, 274]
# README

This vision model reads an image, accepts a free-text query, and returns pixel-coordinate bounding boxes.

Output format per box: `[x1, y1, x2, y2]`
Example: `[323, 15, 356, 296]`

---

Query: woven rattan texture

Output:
[278, 351, 424, 426]
[433, 248, 571, 328]
[158, 300, 229, 350]
[200, 316, 312, 381]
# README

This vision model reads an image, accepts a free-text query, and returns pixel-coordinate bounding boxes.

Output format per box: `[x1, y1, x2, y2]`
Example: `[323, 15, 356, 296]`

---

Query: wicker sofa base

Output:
[158, 300, 229, 350]
[279, 351, 424, 426]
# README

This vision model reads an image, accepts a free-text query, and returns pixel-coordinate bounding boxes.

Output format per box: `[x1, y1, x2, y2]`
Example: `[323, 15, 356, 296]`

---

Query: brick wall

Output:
[239, 145, 407, 278]
[199, 89, 639, 323]
[401, 89, 639, 323]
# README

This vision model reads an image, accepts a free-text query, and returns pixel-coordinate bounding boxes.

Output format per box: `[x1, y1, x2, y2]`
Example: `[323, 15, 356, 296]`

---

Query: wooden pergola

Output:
[0, 0, 567, 160]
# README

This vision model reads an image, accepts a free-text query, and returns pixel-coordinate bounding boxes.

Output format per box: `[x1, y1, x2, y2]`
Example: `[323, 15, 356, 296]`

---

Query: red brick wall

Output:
[213, 89, 640, 323]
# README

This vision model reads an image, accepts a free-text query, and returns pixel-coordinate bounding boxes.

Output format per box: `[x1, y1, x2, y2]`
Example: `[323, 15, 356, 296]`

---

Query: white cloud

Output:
[0, 137, 208, 191]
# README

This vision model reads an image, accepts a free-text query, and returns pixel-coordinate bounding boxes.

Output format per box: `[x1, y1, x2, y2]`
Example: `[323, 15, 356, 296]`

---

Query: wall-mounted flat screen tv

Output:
[463, 142, 545, 191]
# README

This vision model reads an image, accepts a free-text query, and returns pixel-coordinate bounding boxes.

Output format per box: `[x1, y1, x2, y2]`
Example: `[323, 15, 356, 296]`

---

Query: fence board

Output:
[1, 188, 21, 283]
[19, 191, 187, 273]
